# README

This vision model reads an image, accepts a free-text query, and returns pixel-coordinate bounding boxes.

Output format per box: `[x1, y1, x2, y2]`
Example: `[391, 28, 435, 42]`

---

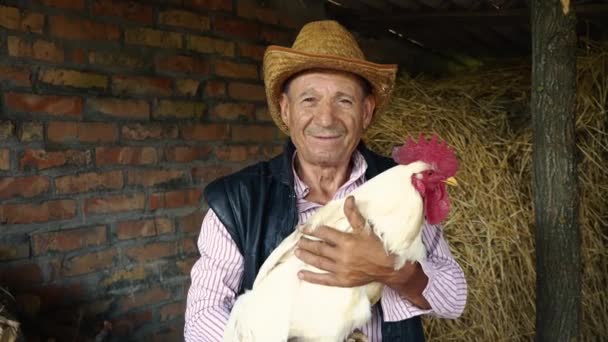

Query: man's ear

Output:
[279, 93, 290, 126]
[362, 94, 376, 130]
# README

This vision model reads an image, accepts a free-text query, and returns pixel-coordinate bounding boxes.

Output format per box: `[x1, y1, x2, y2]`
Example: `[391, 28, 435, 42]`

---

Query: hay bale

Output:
[364, 43, 607, 341]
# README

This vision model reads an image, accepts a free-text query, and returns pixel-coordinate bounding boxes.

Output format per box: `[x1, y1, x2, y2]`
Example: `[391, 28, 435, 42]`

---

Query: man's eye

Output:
[302, 97, 315, 103]
[339, 99, 353, 105]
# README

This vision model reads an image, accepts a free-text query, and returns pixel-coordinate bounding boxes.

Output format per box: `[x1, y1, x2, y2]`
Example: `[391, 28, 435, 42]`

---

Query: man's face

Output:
[279, 70, 375, 167]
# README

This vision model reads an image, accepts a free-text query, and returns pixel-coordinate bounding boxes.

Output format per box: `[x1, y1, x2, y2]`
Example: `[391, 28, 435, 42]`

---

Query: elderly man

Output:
[185, 20, 467, 341]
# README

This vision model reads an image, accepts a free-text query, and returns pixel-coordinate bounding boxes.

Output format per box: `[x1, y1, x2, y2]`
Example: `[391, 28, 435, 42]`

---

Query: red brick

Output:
[125, 241, 177, 262]
[96, 147, 158, 165]
[254, 106, 271, 122]
[0, 176, 50, 200]
[0, 64, 31, 86]
[0, 6, 19, 30]
[83, 299, 114, 317]
[149, 189, 202, 210]
[214, 17, 259, 40]
[186, 0, 232, 11]
[177, 257, 197, 274]
[4, 92, 82, 117]
[159, 10, 210, 31]
[0, 6, 44, 33]
[213, 60, 257, 79]
[149, 325, 182, 342]
[112, 310, 153, 337]
[125, 28, 182, 48]
[20, 149, 90, 170]
[0, 121, 15, 142]
[261, 28, 292, 45]
[92, 0, 154, 25]
[181, 124, 229, 141]
[18, 122, 43, 142]
[112, 75, 172, 96]
[204, 80, 226, 97]
[155, 55, 209, 75]
[68, 48, 86, 64]
[232, 125, 277, 142]
[88, 98, 150, 120]
[118, 287, 170, 312]
[153, 100, 206, 120]
[28, 284, 84, 310]
[63, 249, 117, 276]
[176, 79, 199, 97]
[191, 165, 234, 184]
[8, 36, 64, 63]
[32, 226, 107, 255]
[159, 301, 185, 321]
[164, 146, 212, 162]
[122, 124, 178, 141]
[178, 211, 203, 235]
[238, 43, 266, 61]
[116, 218, 174, 240]
[89, 51, 147, 69]
[211, 103, 254, 121]
[55, 170, 123, 194]
[48, 122, 118, 143]
[50, 16, 120, 41]
[236, 3, 279, 25]
[0, 199, 76, 225]
[39, 0, 85, 10]
[0, 263, 43, 289]
[228, 82, 266, 101]
[0, 150, 9, 171]
[127, 169, 185, 187]
[101, 265, 146, 286]
[186, 35, 234, 57]
[84, 193, 145, 214]
[39, 68, 107, 89]
[0, 238, 30, 261]
[180, 238, 197, 255]
[215, 145, 259, 162]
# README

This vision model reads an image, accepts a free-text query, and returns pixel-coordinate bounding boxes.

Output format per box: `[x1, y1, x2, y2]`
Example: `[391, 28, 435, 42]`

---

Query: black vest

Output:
[204, 140, 425, 341]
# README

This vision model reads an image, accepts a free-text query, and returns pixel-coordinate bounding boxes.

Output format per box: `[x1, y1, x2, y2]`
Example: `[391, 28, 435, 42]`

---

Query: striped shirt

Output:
[185, 151, 467, 341]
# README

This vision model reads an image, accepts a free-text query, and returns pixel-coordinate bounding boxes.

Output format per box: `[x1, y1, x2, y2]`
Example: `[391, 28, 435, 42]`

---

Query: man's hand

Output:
[295, 196, 431, 309]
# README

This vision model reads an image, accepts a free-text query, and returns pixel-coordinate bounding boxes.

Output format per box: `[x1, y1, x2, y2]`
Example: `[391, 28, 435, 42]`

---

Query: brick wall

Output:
[0, 0, 296, 340]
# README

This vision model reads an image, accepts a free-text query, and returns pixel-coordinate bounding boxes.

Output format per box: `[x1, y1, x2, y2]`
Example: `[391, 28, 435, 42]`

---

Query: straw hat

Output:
[263, 20, 398, 134]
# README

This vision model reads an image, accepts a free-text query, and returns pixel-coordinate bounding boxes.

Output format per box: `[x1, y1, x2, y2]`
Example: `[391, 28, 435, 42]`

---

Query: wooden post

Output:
[531, 1, 580, 341]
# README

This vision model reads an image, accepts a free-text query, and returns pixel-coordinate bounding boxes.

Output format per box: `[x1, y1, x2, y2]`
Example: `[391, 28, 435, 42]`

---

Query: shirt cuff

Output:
[380, 259, 437, 322]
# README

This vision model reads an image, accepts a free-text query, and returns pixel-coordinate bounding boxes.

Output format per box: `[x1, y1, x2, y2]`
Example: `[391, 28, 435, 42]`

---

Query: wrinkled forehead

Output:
[282, 68, 372, 97]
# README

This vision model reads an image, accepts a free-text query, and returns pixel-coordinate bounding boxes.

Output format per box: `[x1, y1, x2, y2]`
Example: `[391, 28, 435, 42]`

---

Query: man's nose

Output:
[314, 100, 335, 127]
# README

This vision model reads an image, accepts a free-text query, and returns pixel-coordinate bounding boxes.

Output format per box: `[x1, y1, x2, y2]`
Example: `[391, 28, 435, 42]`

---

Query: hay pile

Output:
[364, 43, 607, 341]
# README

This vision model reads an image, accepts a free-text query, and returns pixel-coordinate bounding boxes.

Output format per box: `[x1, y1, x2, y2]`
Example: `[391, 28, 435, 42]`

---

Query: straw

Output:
[364, 42, 607, 341]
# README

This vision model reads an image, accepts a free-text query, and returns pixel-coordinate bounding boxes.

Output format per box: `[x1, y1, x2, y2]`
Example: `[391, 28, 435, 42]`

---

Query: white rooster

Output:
[223, 134, 459, 342]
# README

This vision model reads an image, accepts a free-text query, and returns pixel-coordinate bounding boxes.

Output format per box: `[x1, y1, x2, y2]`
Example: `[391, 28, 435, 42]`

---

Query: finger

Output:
[344, 196, 366, 232]
[304, 225, 347, 246]
[297, 270, 343, 287]
[297, 237, 340, 260]
[295, 248, 338, 273]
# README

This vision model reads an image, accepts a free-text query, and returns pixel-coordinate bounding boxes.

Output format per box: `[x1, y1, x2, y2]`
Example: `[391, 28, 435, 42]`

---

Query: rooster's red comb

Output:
[391, 133, 459, 176]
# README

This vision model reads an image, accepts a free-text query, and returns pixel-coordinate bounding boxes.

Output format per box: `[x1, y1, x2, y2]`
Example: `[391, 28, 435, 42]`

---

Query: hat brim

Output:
[263, 46, 398, 135]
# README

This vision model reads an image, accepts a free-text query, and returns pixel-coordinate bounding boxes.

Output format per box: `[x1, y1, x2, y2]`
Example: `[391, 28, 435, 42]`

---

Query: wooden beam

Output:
[384, 0, 422, 10]
[327, 2, 608, 27]
[531, 0, 580, 341]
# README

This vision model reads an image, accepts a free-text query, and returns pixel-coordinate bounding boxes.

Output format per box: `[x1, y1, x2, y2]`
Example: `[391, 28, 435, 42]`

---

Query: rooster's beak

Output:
[443, 177, 458, 186]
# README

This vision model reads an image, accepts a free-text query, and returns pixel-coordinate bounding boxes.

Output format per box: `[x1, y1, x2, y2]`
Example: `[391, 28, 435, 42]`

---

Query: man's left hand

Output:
[295, 195, 395, 287]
